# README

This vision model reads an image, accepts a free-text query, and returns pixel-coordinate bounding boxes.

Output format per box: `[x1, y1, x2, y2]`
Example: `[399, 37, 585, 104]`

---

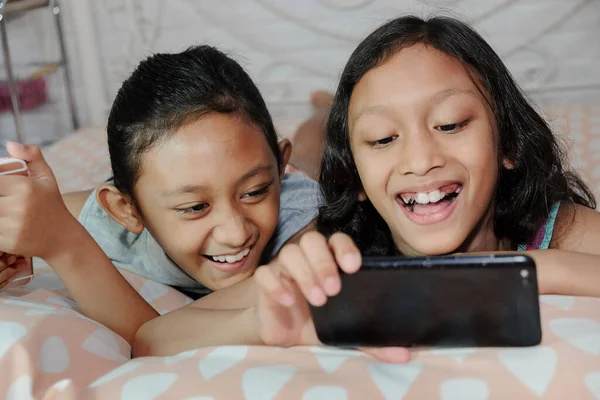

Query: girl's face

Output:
[348, 44, 508, 255]
[133, 113, 283, 290]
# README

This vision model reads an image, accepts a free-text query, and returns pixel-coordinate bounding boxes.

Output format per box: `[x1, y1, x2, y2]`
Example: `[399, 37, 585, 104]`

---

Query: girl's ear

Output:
[278, 139, 292, 180]
[503, 157, 515, 170]
[358, 189, 368, 202]
[96, 184, 145, 234]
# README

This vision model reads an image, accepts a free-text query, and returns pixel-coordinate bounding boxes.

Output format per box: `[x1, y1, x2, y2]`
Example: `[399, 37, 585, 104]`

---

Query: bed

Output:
[1, 109, 600, 399]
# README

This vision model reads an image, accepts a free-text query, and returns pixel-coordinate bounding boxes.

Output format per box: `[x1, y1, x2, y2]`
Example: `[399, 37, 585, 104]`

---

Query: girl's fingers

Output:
[0, 266, 17, 287]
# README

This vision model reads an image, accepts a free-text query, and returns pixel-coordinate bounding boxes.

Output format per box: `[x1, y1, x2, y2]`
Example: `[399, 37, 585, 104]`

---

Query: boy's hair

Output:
[107, 45, 281, 197]
[317, 15, 596, 255]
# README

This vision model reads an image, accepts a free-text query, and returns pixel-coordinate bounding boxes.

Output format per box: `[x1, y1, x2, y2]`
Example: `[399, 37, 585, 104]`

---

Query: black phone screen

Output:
[309, 254, 542, 348]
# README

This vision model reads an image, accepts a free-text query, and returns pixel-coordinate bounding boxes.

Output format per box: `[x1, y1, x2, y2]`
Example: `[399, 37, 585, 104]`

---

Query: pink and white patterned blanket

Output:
[1, 108, 600, 399]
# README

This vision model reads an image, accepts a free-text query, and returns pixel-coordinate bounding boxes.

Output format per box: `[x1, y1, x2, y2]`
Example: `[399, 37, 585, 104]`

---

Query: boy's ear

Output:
[278, 138, 292, 180]
[96, 184, 145, 234]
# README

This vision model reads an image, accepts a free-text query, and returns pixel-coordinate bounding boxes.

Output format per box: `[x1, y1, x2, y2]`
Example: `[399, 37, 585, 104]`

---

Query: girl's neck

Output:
[456, 208, 514, 253]
[458, 231, 514, 253]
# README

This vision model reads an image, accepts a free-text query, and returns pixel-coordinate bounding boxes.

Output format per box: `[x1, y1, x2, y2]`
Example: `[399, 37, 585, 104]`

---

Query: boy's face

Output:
[133, 113, 283, 290]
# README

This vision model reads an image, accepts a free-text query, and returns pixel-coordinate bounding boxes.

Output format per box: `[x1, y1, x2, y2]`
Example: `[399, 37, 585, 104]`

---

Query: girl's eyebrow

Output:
[352, 87, 477, 126]
[351, 104, 391, 125]
[431, 88, 476, 104]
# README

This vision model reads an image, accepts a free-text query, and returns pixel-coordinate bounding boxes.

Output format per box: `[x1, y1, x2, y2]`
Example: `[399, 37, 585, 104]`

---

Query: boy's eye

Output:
[242, 183, 272, 200]
[435, 120, 468, 133]
[367, 135, 398, 147]
[176, 203, 208, 215]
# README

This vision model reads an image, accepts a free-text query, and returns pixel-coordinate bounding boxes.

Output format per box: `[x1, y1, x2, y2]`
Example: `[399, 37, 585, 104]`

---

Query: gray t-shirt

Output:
[78, 172, 319, 295]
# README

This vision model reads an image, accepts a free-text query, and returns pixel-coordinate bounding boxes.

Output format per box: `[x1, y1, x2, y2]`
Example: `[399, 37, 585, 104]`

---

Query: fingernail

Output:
[323, 276, 340, 296]
[7, 255, 17, 264]
[280, 292, 294, 306]
[6, 141, 23, 151]
[343, 253, 361, 270]
[309, 287, 327, 306]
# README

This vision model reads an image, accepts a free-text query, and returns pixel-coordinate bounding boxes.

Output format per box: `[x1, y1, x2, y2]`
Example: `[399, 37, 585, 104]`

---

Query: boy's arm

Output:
[49, 217, 160, 343]
[0, 144, 157, 344]
[133, 222, 315, 357]
[62, 189, 93, 219]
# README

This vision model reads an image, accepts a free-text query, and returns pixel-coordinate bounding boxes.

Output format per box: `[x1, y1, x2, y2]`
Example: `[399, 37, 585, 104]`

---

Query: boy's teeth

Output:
[211, 248, 250, 263]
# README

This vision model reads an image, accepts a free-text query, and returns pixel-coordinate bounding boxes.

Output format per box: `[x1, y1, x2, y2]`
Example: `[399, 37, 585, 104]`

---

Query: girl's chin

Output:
[394, 236, 465, 256]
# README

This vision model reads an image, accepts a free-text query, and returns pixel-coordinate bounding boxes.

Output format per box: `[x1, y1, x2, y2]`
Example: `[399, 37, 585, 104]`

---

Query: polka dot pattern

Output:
[1, 258, 600, 400]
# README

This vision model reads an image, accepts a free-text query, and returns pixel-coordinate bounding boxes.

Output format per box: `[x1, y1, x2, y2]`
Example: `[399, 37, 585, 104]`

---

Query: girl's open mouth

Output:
[396, 183, 462, 225]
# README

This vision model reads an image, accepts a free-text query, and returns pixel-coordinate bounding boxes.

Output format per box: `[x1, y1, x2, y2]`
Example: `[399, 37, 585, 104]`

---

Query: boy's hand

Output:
[0, 143, 74, 261]
[254, 231, 410, 364]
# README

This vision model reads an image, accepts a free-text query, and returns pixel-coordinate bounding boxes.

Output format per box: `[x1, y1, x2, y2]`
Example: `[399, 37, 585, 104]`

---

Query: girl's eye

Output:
[367, 135, 398, 148]
[435, 120, 468, 133]
[176, 203, 208, 215]
[242, 184, 272, 200]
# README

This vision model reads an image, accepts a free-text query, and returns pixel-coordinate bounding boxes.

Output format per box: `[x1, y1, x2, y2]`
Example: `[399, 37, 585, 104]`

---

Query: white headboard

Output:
[68, 0, 600, 126]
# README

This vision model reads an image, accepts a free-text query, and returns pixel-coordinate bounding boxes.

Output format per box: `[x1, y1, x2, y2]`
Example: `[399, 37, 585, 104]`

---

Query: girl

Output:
[253, 15, 600, 347]
[0, 45, 320, 351]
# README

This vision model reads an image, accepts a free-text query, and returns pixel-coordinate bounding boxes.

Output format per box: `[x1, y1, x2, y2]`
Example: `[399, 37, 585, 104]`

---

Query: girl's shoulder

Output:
[547, 201, 600, 253]
[520, 201, 600, 252]
[518, 202, 561, 251]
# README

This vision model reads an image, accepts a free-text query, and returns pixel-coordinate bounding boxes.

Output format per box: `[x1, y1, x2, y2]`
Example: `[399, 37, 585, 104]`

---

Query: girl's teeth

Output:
[401, 188, 459, 206]
[416, 192, 430, 204]
[428, 190, 443, 203]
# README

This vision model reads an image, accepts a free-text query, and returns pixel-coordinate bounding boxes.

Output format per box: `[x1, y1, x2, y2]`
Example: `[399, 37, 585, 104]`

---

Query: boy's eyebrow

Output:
[162, 184, 209, 197]
[162, 164, 274, 197]
[238, 164, 275, 184]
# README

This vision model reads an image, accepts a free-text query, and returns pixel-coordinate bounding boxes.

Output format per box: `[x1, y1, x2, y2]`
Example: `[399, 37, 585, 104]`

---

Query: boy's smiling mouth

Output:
[396, 181, 462, 224]
[202, 247, 253, 273]
[205, 248, 251, 263]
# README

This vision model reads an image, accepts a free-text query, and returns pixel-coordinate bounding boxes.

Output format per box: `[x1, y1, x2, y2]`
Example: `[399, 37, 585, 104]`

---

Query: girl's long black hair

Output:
[317, 15, 595, 255]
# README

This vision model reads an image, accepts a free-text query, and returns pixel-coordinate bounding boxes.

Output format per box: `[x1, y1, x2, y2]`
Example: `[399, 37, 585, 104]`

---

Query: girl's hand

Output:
[254, 231, 410, 364]
[0, 143, 75, 261]
[0, 251, 19, 288]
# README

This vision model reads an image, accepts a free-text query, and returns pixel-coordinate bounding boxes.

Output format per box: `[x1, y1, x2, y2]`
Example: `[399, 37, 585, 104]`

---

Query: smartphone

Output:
[309, 254, 541, 348]
[0, 157, 34, 289]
